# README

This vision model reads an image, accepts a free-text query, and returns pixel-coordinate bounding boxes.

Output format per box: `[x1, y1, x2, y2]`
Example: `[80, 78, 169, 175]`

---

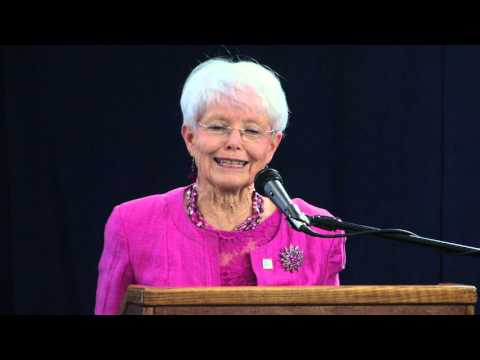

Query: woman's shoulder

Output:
[292, 197, 336, 218]
[114, 186, 186, 217]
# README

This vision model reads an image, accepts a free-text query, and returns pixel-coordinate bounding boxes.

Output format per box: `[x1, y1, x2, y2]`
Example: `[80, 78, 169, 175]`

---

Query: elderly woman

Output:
[95, 58, 346, 315]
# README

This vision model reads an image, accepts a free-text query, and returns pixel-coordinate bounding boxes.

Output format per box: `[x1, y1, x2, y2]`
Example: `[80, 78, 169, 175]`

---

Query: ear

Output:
[181, 124, 196, 157]
[265, 131, 283, 164]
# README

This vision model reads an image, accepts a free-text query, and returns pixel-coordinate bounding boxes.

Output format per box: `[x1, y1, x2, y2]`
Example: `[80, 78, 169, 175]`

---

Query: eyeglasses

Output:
[196, 122, 277, 142]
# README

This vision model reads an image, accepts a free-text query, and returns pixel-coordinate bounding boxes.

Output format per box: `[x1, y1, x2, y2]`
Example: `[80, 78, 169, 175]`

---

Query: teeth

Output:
[215, 158, 247, 167]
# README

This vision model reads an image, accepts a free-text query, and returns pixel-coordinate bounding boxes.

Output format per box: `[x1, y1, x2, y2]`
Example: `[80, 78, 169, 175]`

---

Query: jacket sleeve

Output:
[292, 198, 347, 286]
[324, 235, 347, 285]
[95, 205, 134, 315]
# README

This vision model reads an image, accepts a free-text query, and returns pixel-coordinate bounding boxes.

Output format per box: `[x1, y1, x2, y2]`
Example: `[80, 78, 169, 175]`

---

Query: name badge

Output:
[262, 258, 273, 270]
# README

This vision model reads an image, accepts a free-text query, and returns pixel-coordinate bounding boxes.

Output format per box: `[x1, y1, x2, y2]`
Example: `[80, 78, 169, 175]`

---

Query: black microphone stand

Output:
[295, 215, 480, 257]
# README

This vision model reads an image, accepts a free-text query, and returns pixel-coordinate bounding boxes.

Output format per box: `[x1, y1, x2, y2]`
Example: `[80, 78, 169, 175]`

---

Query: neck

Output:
[196, 181, 253, 230]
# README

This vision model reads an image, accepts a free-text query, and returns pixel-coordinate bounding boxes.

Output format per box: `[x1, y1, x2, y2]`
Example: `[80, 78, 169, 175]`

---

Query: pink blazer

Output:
[95, 186, 346, 314]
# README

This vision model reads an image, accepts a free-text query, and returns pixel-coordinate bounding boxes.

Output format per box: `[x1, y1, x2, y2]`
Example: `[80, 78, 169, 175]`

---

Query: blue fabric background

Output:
[2, 45, 479, 314]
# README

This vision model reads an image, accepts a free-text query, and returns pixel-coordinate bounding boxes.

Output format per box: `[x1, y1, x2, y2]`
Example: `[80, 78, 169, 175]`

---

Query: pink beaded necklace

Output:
[185, 183, 264, 231]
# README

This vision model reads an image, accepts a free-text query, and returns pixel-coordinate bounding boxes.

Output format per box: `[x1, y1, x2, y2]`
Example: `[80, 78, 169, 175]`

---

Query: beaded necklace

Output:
[185, 183, 264, 231]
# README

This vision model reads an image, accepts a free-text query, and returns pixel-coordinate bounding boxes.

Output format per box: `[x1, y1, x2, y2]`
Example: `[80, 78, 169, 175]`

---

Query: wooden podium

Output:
[121, 284, 477, 315]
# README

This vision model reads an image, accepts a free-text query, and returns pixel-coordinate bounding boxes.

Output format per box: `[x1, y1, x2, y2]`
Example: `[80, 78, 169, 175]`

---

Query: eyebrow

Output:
[205, 114, 262, 125]
[205, 115, 230, 122]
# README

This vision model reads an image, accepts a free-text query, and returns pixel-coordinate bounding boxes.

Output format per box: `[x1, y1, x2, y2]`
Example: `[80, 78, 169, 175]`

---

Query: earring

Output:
[191, 157, 196, 171]
[189, 157, 197, 181]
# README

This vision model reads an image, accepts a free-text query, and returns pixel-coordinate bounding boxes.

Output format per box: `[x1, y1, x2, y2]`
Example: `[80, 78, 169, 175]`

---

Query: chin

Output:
[211, 174, 250, 192]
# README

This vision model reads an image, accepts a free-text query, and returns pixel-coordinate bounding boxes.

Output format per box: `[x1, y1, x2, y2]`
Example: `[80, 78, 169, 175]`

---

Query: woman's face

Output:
[182, 95, 283, 193]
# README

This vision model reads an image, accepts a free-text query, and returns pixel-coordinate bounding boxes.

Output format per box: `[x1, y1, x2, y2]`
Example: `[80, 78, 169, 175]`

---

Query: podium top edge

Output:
[125, 284, 477, 306]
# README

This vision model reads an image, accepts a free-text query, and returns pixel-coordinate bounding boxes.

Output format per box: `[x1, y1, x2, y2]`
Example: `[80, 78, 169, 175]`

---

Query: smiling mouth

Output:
[214, 157, 249, 168]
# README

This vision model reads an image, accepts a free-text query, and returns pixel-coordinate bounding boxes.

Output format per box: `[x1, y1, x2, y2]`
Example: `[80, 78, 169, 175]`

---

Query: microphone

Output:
[254, 170, 480, 257]
[254, 167, 310, 230]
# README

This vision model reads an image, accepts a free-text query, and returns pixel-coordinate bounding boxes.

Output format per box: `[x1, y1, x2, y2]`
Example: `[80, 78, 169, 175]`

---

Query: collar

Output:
[167, 186, 282, 243]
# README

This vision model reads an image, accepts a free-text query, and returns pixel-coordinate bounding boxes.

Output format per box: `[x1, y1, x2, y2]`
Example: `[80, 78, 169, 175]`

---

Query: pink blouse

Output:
[95, 186, 346, 314]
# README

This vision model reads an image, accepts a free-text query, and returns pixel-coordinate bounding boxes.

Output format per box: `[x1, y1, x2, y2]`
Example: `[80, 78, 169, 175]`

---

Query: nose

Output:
[225, 128, 243, 150]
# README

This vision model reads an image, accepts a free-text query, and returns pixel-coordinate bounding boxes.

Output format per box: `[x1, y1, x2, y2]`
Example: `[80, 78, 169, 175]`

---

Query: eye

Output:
[244, 128, 261, 136]
[208, 125, 228, 131]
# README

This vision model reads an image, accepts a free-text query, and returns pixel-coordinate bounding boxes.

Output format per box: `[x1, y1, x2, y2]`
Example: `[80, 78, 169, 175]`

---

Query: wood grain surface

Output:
[122, 284, 477, 314]
[125, 284, 477, 306]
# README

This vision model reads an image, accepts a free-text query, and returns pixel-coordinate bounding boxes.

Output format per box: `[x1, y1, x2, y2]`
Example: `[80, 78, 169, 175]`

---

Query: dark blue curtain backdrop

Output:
[2, 45, 480, 314]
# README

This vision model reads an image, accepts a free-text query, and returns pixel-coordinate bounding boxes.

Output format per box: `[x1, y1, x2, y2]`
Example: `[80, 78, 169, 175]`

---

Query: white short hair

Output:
[180, 58, 289, 132]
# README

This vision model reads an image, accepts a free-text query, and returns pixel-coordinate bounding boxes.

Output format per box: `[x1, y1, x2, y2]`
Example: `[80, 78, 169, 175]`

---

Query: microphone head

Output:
[254, 167, 283, 197]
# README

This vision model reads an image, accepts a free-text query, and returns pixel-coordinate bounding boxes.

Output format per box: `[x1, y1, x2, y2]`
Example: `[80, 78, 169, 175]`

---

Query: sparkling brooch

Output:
[280, 245, 304, 272]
